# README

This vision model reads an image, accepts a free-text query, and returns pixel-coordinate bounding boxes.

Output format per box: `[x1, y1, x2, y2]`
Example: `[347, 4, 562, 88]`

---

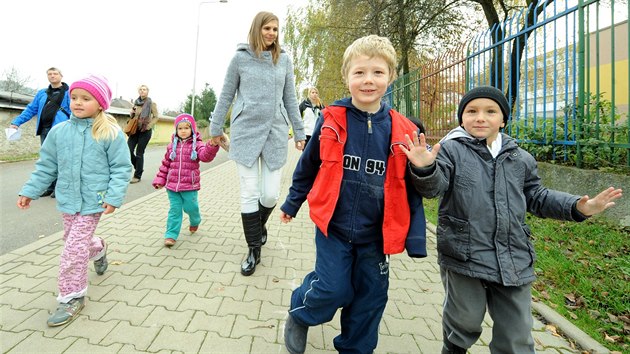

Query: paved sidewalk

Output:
[0, 144, 590, 353]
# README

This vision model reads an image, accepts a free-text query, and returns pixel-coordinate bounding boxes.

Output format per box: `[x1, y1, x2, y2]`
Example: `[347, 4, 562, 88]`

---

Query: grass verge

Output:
[422, 198, 629, 353]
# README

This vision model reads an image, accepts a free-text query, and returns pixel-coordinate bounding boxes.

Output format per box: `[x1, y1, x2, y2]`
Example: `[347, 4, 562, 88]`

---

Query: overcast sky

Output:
[0, 0, 307, 113]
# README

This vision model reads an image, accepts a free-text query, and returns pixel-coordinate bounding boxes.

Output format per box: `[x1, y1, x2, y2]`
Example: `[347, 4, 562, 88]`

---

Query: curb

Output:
[532, 302, 610, 354]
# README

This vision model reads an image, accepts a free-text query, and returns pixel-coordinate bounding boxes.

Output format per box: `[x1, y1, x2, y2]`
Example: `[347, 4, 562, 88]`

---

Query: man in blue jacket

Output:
[10, 67, 70, 198]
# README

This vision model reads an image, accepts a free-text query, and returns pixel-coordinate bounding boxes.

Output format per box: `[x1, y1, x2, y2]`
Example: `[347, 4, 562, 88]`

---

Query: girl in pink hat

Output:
[17, 74, 132, 327]
[153, 114, 220, 247]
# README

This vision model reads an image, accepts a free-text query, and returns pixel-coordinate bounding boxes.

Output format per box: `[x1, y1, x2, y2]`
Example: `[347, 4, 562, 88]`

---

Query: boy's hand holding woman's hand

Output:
[400, 131, 441, 168]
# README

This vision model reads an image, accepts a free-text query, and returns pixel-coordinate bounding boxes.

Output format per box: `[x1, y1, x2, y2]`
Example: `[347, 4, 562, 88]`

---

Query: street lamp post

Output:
[191, 0, 228, 115]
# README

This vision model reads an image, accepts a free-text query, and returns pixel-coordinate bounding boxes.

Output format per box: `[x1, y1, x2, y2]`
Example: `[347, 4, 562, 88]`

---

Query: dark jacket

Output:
[411, 127, 586, 286]
[281, 98, 427, 256]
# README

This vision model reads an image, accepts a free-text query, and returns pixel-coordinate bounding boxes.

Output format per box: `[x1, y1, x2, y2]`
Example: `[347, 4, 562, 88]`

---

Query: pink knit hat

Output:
[69, 75, 112, 110]
[170, 113, 199, 161]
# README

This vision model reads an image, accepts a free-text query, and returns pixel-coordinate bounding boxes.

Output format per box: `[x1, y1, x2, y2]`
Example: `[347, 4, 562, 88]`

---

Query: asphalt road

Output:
[0, 144, 229, 255]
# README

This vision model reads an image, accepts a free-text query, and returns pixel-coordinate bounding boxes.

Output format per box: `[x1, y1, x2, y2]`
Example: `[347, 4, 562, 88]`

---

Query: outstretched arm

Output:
[576, 187, 623, 216]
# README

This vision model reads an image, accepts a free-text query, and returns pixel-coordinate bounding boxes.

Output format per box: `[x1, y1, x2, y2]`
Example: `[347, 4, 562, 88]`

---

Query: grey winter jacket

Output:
[210, 43, 306, 171]
[411, 127, 586, 286]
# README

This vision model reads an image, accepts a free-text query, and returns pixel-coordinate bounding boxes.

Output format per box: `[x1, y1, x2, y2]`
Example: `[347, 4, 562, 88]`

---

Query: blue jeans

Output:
[289, 229, 389, 353]
[165, 190, 201, 239]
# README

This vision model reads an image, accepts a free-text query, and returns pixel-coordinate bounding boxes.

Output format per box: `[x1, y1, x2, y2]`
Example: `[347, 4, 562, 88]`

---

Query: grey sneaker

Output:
[94, 242, 108, 275]
[284, 313, 308, 354]
[47, 297, 85, 327]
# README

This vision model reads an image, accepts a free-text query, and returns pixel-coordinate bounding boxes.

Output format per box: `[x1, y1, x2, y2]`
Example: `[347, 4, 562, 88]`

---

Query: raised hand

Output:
[576, 187, 623, 216]
[400, 131, 441, 168]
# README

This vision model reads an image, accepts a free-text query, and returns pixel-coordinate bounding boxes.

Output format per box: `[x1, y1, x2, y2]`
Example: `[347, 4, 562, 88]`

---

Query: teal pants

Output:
[165, 190, 201, 239]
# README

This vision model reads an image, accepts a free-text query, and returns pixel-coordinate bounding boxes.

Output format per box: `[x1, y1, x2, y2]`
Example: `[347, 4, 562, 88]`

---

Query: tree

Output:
[182, 83, 217, 129]
[284, 0, 470, 102]
[468, 0, 555, 108]
[1, 67, 32, 93]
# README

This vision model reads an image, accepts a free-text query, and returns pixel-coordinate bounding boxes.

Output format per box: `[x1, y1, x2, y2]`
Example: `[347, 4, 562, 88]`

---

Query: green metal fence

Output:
[385, 0, 630, 170]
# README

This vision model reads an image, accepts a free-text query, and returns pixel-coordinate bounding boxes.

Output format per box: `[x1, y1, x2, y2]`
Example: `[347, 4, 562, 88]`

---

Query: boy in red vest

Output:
[280, 35, 429, 354]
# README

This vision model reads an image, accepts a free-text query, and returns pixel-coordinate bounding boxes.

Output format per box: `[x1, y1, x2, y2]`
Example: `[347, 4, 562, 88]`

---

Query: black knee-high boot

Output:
[259, 202, 275, 246]
[241, 211, 262, 276]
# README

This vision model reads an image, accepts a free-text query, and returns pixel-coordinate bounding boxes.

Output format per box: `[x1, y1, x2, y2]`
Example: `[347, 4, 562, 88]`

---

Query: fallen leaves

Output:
[546, 324, 561, 337]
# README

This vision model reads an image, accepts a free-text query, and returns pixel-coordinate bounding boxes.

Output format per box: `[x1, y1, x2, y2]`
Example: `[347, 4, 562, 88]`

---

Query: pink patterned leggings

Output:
[57, 212, 104, 303]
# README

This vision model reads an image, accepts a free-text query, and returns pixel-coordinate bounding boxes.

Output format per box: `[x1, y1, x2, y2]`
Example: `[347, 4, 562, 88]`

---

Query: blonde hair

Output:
[248, 11, 281, 64]
[138, 84, 149, 92]
[341, 35, 397, 84]
[92, 110, 121, 141]
[308, 87, 322, 107]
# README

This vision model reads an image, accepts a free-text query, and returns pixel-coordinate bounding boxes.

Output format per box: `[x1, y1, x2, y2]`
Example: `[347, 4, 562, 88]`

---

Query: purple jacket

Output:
[153, 133, 219, 192]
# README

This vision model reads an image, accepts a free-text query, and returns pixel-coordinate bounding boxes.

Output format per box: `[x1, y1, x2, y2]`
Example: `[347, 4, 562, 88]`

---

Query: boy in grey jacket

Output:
[399, 86, 622, 354]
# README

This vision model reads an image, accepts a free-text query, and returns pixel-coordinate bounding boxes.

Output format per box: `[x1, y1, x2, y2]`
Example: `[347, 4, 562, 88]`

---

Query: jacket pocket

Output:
[512, 224, 537, 273]
[87, 183, 109, 206]
[437, 214, 471, 261]
[319, 125, 343, 162]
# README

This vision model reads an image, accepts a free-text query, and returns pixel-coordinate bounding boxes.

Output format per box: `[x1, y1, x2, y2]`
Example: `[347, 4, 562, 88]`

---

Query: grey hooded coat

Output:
[210, 43, 305, 171]
[411, 127, 586, 286]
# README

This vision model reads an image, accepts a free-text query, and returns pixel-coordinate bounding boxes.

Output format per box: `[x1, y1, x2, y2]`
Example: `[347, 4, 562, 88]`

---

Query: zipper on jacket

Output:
[367, 113, 373, 134]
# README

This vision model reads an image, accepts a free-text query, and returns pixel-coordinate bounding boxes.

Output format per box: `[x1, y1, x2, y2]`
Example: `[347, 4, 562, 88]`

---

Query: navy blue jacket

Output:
[282, 98, 427, 257]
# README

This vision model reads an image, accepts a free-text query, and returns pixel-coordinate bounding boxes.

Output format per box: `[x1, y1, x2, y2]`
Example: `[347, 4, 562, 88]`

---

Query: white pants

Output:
[237, 158, 282, 213]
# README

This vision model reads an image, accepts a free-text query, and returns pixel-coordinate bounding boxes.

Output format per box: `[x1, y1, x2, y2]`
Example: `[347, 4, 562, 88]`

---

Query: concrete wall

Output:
[537, 162, 630, 227]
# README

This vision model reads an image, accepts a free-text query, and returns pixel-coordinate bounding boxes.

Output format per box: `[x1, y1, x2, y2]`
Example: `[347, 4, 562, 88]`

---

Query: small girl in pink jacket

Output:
[153, 114, 219, 247]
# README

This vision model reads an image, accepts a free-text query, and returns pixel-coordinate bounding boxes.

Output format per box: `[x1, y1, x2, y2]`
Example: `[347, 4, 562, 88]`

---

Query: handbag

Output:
[124, 117, 138, 136]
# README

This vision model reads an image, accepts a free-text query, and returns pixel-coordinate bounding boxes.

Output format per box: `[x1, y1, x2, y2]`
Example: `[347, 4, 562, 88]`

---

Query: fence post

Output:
[577, 0, 586, 168]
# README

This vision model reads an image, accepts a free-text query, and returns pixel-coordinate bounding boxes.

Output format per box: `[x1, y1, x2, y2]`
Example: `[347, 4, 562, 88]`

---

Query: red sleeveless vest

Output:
[307, 106, 418, 255]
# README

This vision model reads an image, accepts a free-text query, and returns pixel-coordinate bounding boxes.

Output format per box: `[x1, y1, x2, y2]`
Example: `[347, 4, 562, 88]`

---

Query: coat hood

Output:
[171, 113, 199, 161]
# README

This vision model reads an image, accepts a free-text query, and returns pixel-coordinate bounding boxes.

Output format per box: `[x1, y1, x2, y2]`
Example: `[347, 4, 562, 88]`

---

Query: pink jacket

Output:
[153, 133, 219, 192]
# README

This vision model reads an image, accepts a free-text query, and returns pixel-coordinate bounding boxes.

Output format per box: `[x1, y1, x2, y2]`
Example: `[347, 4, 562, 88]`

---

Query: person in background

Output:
[128, 84, 158, 184]
[280, 35, 427, 354]
[298, 86, 324, 146]
[209, 11, 306, 277]
[17, 75, 132, 327]
[407, 115, 425, 135]
[153, 114, 220, 247]
[10, 67, 70, 198]
[404, 85, 623, 354]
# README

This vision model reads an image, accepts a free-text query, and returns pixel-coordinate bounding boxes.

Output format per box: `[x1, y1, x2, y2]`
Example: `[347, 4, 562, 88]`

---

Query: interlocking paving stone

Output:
[100, 302, 154, 326]
[0, 306, 38, 331]
[147, 325, 206, 353]
[99, 321, 160, 351]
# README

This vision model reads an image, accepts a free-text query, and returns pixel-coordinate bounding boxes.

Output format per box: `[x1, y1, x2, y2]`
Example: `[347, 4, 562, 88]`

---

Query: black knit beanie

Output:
[457, 86, 510, 125]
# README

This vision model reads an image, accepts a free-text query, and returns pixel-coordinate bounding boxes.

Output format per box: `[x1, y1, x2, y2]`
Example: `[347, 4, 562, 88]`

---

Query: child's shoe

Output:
[47, 297, 85, 327]
[164, 238, 176, 247]
[284, 313, 308, 354]
[189, 225, 199, 234]
[93, 242, 108, 275]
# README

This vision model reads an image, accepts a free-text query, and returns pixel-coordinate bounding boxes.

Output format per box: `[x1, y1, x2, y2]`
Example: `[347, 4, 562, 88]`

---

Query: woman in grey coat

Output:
[210, 11, 306, 276]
